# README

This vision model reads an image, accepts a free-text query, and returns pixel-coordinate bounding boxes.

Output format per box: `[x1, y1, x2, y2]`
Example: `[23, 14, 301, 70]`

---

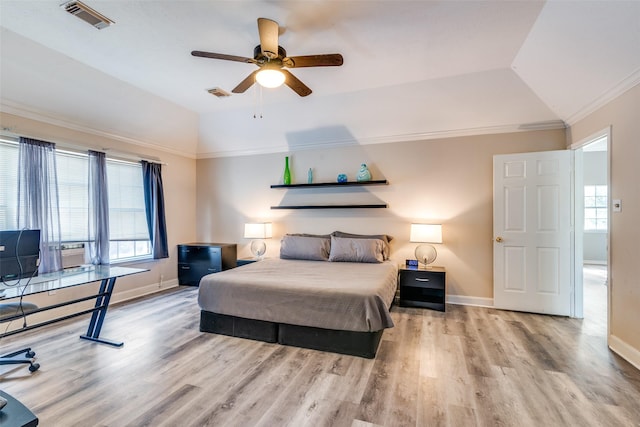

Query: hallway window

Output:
[584, 185, 607, 231]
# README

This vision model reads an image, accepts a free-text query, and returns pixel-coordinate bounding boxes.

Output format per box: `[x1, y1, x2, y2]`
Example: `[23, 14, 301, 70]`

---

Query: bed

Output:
[197, 232, 398, 358]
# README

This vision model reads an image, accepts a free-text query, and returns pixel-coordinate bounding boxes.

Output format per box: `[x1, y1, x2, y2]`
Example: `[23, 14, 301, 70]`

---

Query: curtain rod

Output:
[101, 148, 167, 165]
[0, 129, 167, 165]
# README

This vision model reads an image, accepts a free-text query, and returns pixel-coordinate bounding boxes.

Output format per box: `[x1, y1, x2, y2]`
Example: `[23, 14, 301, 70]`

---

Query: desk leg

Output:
[79, 277, 123, 347]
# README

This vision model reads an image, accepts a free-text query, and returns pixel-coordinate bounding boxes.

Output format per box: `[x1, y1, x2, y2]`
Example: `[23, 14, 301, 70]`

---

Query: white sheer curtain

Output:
[17, 137, 62, 273]
[87, 150, 110, 264]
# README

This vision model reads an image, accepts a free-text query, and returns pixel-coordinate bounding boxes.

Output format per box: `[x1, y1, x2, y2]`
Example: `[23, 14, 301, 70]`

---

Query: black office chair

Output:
[0, 302, 40, 372]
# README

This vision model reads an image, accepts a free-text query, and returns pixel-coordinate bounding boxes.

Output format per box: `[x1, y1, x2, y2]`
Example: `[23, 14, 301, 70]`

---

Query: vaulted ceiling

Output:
[1, 1, 638, 158]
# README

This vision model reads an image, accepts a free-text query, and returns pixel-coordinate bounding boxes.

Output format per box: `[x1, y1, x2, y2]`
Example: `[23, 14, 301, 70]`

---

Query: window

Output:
[0, 138, 151, 262]
[57, 150, 89, 242]
[584, 185, 607, 231]
[0, 140, 19, 230]
[106, 159, 150, 260]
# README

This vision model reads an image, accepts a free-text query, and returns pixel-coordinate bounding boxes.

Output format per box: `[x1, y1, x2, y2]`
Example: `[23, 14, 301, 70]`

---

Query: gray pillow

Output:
[331, 231, 392, 260]
[328, 236, 384, 263]
[288, 232, 331, 239]
[280, 235, 330, 261]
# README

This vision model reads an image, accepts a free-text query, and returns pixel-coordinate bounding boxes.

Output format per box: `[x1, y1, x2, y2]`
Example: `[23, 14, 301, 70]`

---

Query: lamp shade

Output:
[410, 224, 442, 243]
[244, 223, 273, 239]
[256, 69, 285, 88]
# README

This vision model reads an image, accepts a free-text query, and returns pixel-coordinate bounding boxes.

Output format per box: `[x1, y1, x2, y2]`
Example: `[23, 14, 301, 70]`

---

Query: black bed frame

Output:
[200, 311, 384, 359]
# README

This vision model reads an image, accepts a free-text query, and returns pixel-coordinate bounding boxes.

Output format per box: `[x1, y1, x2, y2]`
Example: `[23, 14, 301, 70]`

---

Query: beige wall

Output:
[197, 129, 565, 303]
[568, 84, 640, 364]
[0, 112, 197, 327]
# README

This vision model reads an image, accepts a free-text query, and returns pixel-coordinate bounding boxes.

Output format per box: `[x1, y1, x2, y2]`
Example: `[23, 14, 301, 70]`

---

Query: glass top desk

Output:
[0, 265, 148, 347]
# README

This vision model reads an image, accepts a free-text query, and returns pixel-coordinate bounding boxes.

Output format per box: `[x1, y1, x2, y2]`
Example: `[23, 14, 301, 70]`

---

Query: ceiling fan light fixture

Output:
[256, 69, 285, 88]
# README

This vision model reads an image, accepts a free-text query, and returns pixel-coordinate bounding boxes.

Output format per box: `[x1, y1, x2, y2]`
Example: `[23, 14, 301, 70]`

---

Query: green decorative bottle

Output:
[284, 156, 291, 185]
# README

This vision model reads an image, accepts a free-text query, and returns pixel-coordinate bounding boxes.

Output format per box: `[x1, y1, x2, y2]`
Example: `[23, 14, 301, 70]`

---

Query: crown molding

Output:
[564, 68, 640, 126]
[0, 100, 197, 159]
[195, 121, 567, 159]
[0, 99, 570, 162]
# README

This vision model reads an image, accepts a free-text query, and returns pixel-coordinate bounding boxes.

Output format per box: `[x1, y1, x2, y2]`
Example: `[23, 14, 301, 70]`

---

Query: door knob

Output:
[495, 237, 503, 243]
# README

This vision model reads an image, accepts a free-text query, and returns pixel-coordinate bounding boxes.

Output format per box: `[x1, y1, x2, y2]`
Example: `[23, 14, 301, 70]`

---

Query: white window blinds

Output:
[57, 150, 89, 242]
[0, 140, 19, 230]
[107, 159, 149, 241]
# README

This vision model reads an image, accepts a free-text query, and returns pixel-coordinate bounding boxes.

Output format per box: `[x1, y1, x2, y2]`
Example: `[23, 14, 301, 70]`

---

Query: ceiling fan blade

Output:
[283, 54, 343, 68]
[281, 69, 312, 97]
[191, 50, 256, 64]
[257, 18, 279, 59]
[232, 70, 259, 93]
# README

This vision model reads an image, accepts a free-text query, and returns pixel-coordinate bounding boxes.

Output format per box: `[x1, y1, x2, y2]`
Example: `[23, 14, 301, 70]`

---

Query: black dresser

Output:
[177, 243, 237, 286]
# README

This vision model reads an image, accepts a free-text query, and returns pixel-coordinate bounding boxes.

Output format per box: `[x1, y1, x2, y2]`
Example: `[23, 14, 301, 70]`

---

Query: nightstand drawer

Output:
[399, 270, 445, 289]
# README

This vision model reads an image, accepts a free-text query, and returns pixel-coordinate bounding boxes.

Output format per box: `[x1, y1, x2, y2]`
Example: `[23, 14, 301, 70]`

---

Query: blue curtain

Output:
[87, 150, 110, 264]
[17, 137, 62, 273]
[141, 161, 168, 259]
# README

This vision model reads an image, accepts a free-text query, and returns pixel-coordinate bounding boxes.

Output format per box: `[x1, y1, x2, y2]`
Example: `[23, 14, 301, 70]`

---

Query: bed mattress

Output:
[197, 258, 398, 332]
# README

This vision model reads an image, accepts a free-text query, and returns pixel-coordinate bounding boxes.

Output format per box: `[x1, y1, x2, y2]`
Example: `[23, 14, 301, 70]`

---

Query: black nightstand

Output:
[236, 258, 258, 267]
[399, 266, 446, 311]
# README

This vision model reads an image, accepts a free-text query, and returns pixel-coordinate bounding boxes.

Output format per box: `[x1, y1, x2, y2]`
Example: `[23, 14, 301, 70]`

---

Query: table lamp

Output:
[244, 223, 272, 259]
[410, 223, 442, 269]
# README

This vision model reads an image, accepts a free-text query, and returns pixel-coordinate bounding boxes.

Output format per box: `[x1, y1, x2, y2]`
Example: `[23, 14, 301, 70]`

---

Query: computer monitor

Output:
[0, 229, 41, 281]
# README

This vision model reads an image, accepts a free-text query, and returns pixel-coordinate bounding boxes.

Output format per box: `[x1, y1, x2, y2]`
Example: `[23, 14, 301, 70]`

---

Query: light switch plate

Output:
[613, 199, 622, 212]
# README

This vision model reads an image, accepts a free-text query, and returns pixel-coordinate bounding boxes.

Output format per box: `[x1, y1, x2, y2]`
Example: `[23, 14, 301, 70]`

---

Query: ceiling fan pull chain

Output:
[252, 83, 258, 118]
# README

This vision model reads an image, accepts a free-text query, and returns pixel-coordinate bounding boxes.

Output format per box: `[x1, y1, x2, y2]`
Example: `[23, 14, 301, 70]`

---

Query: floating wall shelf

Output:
[270, 180, 389, 209]
[271, 204, 388, 210]
[270, 180, 388, 189]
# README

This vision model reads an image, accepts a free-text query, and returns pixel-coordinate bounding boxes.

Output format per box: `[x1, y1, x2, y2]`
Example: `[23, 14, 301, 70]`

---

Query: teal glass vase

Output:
[284, 156, 291, 185]
[357, 163, 372, 182]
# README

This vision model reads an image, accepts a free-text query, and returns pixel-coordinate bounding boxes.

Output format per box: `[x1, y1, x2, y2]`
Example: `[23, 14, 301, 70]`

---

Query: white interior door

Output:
[493, 150, 572, 316]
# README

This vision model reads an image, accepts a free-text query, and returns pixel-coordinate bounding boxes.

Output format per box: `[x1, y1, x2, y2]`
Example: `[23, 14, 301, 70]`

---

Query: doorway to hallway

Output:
[573, 128, 610, 326]
[582, 264, 607, 334]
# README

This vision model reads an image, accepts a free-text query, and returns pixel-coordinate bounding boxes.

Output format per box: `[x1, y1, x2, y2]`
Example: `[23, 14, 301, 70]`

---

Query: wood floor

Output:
[1, 267, 639, 426]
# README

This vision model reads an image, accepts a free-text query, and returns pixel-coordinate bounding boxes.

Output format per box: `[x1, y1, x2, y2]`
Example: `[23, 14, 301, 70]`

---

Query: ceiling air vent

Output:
[63, 1, 114, 30]
[207, 87, 231, 98]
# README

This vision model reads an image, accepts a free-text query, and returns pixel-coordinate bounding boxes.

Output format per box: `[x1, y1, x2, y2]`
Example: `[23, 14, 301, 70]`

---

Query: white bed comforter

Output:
[197, 258, 398, 332]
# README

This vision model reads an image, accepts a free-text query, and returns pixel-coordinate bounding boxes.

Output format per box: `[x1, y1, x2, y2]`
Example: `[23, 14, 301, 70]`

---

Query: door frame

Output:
[570, 126, 611, 327]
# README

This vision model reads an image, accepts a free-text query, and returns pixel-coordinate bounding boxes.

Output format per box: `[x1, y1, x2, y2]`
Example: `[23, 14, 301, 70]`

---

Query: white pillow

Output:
[328, 236, 384, 263]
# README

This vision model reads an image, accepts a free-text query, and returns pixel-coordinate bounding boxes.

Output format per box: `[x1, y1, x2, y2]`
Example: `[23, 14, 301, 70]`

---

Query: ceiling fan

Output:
[192, 18, 343, 97]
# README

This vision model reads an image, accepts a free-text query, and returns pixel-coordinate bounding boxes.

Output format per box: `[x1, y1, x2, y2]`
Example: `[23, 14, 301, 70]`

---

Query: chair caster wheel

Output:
[26, 351, 35, 358]
[29, 363, 40, 372]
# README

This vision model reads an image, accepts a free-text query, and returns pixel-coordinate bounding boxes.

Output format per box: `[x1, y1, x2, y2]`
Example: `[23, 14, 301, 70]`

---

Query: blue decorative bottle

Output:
[357, 163, 372, 182]
[284, 156, 291, 185]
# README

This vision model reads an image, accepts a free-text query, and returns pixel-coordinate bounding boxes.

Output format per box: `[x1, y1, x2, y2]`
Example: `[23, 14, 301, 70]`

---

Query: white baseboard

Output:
[446, 294, 494, 308]
[111, 279, 179, 305]
[609, 335, 640, 371]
